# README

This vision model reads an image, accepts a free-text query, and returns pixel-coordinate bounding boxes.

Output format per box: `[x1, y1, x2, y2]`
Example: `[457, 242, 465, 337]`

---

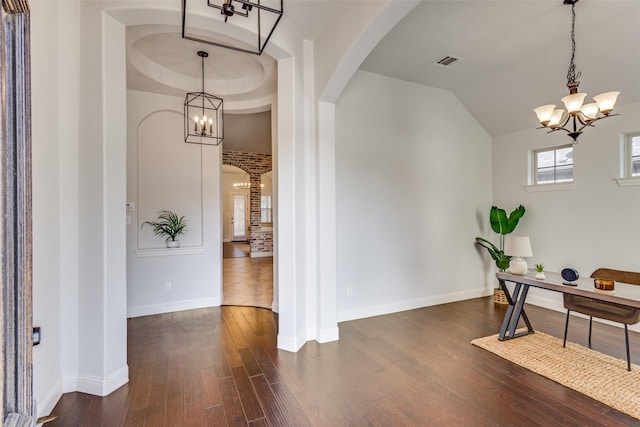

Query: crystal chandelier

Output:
[184, 51, 224, 146]
[534, 0, 619, 143]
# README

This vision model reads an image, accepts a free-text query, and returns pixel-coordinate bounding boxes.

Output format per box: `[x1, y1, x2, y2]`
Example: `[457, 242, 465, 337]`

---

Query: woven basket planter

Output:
[494, 288, 509, 305]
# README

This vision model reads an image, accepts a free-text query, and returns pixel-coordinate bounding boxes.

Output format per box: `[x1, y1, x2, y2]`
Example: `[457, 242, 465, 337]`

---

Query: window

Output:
[626, 133, 640, 177]
[615, 133, 640, 187]
[261, 195, 272, 223]
[534, 145, 574, 185]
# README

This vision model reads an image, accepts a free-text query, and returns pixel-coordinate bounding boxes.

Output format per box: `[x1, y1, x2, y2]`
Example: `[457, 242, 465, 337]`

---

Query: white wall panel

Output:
[335, 70, 494, 321]
[137, 111, 203, 249]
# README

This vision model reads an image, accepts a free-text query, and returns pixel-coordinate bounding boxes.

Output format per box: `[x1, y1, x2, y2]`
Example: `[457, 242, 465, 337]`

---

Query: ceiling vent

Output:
[435, 55, 462, 68]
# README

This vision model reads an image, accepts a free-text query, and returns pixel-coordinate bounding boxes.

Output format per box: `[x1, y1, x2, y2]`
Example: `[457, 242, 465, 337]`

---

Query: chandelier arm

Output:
[546, 127, 571, 135]
[575, 113, 591, 128]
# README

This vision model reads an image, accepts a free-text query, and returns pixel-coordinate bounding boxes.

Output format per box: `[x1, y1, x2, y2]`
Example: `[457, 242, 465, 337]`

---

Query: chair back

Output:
[590, 268, 640, 286]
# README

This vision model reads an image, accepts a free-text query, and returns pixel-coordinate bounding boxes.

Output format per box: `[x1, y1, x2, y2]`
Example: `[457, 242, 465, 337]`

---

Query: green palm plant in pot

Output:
[142, 210, 187, 248]
[475, 205, 526, 302]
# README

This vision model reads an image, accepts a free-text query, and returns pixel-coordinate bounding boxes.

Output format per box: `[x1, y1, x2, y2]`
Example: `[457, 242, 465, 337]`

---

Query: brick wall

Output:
[222, 150, 273, 255]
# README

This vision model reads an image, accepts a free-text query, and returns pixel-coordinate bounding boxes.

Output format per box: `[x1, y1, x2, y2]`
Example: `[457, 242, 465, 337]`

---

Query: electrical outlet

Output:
[347, 287, 353, 297]
[164, 282, 172, 291]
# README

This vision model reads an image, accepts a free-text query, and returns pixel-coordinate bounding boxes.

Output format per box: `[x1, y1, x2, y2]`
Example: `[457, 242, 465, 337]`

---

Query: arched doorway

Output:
[221, 160, 274, 309]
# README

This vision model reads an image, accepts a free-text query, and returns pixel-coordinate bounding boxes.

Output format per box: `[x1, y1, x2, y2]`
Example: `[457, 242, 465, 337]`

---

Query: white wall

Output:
[127, 90, 222, 317]
[492, 100, 640, 330]
[335, 70, 493, 321]
[31, 0, 64, 416]
[30, 0, 130, 415]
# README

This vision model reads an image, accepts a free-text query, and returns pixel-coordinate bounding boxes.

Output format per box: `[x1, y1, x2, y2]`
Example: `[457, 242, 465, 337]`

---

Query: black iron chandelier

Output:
[534, 0, 619, 143]
[181, 0, 283, 56]
[184, 51, 224, 146]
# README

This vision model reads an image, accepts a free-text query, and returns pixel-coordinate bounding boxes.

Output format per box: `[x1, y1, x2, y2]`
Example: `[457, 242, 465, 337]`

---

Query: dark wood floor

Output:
[47, 298, 640, 426]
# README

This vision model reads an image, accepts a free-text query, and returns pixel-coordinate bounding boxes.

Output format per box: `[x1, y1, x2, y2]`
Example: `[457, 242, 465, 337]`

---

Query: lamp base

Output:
[509, 257, 528, 276]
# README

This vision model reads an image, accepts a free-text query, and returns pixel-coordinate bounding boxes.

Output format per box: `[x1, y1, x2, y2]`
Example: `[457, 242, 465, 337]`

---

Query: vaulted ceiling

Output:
[360, 0, 640, 137]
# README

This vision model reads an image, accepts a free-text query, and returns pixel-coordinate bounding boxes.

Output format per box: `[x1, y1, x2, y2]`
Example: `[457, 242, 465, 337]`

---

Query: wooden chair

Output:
[563, 268, 640, 371]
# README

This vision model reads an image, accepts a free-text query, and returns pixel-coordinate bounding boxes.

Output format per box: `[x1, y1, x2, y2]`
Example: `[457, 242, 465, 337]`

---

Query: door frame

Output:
[230, 190, 249, 242]
[1, 1, 35, 425]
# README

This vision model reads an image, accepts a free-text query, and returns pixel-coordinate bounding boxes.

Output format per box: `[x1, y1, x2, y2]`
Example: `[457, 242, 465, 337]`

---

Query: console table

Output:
[496, 270, 640, 341]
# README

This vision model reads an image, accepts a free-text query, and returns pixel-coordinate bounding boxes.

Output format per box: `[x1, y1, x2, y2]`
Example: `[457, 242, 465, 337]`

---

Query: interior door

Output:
[231, 192, 249, 241]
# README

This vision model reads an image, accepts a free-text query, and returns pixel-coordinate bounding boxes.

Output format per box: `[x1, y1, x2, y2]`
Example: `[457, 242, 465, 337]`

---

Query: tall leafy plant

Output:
[475, 205, 525, 271]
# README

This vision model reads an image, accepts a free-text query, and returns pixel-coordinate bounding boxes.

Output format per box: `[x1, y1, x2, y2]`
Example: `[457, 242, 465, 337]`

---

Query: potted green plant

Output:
[475, 205, 526, 303]
[535, 263, 546, 280]
[142, 210, 187, 248]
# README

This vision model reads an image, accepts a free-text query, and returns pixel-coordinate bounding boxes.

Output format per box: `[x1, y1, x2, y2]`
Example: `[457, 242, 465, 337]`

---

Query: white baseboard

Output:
[127, 297, 221, 318]
[250, 251, 273, 258]
[36, 378, 62, 418]
[65, 364, 129, 397]
[277, 329, 308, 352]
[337, 287, 491, 322]
[62, 375, 77, 393]
[315, 326, 339, 343]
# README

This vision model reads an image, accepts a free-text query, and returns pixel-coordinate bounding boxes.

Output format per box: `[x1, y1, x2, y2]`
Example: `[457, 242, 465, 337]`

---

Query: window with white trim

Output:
[625, 132, 640, 178]
[261, 195, 272, 223]
[533, 145, 574, 185]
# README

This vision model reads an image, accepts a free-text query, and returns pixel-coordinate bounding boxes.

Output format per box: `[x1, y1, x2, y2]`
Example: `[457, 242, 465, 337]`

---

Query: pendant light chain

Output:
[201, 53, 205, 93]
[566, 3, 581, 87]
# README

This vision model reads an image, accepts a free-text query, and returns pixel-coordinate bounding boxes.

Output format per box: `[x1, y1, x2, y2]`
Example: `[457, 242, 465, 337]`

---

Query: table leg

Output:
[498, 279, 535, 341]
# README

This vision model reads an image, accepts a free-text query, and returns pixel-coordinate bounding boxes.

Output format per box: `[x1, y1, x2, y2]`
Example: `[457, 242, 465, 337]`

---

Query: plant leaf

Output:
[506, 205, 526, 234]
[489, 206, 508, 235]
[475, 237, 511, 270]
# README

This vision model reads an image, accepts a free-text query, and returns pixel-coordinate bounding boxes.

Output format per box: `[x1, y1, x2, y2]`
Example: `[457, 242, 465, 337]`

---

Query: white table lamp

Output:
[504, 236, 533, 276]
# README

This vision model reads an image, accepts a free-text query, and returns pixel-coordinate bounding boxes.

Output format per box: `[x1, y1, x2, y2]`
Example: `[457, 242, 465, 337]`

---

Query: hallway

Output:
[222, 242, 273, 309]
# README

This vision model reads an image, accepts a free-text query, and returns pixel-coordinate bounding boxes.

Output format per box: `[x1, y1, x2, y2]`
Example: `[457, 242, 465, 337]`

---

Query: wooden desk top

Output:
[496, 270, 640, 309]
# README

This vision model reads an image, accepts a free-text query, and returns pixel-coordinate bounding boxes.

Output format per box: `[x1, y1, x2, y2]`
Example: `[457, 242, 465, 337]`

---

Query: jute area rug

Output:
[471, 332, 640, 420]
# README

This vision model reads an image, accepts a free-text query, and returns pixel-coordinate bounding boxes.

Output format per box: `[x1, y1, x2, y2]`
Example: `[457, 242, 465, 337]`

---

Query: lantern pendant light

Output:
[184, 51, 224, 146]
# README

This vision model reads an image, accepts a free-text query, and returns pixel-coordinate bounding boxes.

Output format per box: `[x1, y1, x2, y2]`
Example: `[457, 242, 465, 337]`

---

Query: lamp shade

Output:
[561, 92, 587, 114]
[580, 102, 599, 120]
[504, 236, 533, 257]
[593, 91, 620, 115]
[548, 109, 565, 128]
[534, 104, 556, 125]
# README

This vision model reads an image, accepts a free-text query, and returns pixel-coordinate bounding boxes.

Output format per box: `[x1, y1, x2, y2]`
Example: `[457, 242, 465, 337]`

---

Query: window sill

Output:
[524, 182, 575, 192]
[614, 177, 640, 187]
[135, 247, 205, 257]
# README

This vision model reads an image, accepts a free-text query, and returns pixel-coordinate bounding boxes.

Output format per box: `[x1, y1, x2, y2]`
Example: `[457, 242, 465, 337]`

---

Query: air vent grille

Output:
[435, 55, 462, 68]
